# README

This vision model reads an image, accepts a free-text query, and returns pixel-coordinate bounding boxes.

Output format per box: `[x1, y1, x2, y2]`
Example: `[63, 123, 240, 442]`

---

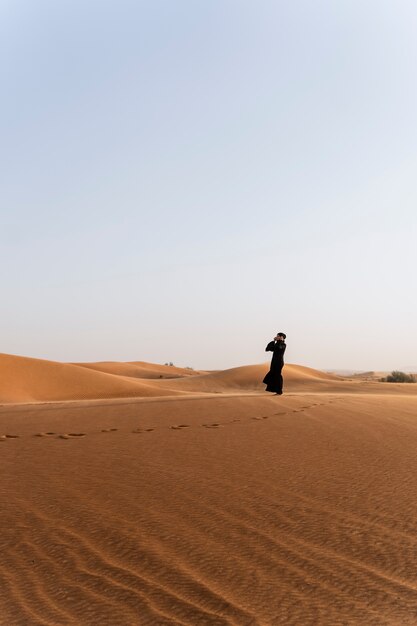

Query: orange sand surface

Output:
[2, 353, 417, 625]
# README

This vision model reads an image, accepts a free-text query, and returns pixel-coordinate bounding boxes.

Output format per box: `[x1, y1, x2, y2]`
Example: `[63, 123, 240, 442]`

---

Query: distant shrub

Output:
[185, 366, 194, 370]
[164, 362, 174, 366]
[383, 370, 416, 383]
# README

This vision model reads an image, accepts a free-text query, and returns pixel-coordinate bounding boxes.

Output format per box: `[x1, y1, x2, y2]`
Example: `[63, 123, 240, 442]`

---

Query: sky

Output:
[1, 0, 417, 371]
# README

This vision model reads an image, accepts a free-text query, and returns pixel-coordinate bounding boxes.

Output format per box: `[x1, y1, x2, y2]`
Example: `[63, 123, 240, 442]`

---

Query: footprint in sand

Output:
[58, 433, 86, 439]
[133, 427, 155, 433]
[203, 423, 221, 428]
[34, 432, 56, 437]
[170, 424, 190, 430]
[1, 434, 19, 440]
[101, 428, 118, 433]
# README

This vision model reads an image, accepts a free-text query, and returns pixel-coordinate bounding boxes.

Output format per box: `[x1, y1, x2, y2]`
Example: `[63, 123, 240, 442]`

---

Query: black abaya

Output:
[263, 340, 286, 393]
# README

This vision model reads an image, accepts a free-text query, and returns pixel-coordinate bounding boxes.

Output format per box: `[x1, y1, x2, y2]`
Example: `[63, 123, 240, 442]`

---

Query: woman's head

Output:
[277, 332, 286, 340]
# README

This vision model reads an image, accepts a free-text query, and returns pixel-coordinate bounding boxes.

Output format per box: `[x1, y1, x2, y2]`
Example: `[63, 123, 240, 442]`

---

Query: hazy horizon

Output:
[2, 1, 416, 372]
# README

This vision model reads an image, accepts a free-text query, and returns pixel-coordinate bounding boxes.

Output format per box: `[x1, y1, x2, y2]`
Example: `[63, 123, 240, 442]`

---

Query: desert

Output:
[2, 353, 417, 625]
[4, 0, 417, 623]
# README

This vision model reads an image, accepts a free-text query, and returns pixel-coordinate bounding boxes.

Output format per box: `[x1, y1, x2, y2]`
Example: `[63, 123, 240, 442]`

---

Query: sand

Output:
[2, 353, 417, 625]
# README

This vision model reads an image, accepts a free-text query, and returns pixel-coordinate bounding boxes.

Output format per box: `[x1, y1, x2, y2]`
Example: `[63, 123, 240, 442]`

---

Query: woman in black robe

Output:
[263, 332, 286, 394]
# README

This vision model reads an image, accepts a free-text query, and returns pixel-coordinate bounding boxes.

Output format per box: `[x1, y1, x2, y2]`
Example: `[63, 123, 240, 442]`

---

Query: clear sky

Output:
[1, 0, 417, 371]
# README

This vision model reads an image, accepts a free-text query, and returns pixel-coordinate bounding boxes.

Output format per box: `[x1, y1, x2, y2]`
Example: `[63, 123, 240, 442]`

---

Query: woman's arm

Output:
[265, 341, 276, 351]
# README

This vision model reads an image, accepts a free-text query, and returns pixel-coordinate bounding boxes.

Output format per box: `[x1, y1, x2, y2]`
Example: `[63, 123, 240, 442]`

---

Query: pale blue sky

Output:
[1, 0, 416, 370]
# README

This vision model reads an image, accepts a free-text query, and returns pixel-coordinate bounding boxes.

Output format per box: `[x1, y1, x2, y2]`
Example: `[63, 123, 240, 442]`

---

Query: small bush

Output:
[384, 370, 416, 383]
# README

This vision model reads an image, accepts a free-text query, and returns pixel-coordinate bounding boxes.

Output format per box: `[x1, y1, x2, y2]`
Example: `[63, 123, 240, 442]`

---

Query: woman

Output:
[263, 332, 286, 395]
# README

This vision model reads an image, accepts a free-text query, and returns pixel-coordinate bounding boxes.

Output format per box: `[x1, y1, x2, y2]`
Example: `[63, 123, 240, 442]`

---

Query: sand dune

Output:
[2, 352, 417, 404]
[153, 362, 346, 394]
[152, 362, 417, 396]
[0, 353, 345, 404]
[2, 391, 417, 624]
[72, 360, 207, 379]
[0, 353, 186, 403]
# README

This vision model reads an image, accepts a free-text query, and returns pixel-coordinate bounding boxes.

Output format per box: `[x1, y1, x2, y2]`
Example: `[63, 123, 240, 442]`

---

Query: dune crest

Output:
[71, 360, 207, 379]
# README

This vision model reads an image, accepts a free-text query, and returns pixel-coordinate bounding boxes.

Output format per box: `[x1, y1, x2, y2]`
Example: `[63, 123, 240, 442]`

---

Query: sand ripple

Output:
[2, 393, 417, 624]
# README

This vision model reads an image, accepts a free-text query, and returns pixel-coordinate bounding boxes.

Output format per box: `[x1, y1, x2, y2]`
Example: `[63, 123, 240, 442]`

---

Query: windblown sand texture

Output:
[2, 352, 417, 625]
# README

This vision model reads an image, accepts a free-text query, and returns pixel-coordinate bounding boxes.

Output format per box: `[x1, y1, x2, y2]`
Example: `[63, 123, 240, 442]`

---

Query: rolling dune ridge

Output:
[2, 354, 417, 624]
[2, 353, 416, 405]
[0, 354, 187, 403]
[71, 361, 208, 380]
